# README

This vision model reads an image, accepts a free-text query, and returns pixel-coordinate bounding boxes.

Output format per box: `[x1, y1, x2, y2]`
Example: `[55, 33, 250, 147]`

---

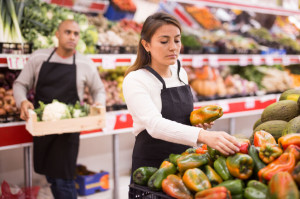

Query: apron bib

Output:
[33, 49, 80, 179]
[131, 61, 194, 175]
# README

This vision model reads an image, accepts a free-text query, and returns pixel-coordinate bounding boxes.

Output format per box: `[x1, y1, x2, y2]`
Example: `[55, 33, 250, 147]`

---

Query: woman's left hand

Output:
[195, 122, 214, 129]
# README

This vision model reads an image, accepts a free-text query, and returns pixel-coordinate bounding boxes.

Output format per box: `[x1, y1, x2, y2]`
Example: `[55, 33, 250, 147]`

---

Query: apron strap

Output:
[177, 60, 185, 85]
[143, 66, 167, 89]
[73, 52, 76, 65]
[46, 48, 57, 62]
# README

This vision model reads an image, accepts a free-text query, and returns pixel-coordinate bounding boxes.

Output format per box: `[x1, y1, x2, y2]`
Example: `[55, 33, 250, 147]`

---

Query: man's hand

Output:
[20, 100, 34, 121]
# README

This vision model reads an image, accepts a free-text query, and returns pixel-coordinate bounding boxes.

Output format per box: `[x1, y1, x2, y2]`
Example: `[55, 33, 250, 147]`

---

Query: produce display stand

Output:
[129, 183, 173, 199]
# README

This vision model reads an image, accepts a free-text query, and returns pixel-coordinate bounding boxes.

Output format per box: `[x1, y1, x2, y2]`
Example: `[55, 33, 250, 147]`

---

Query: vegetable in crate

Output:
[203, 165, 223, 187]
[217, 179, 244, 198]
[194, 186, 231, 199]
[162, 174, 193, 199]
[258, 152, 296, 183]
[190, 105, 223, 126]
[213, 156, 233, 181]
[182, 168, 211, 192]
[248, 145, 266, 175]
[244, 180, 268, 199]
[226, 153, 254, 180]
[132, 167, 157, 186]
[147, 161, 177, 191]
[259, 143, 282, 164]
[267, 171, 299, 199]
[177, 153, 209, 174]
[253, 130, 276, 147]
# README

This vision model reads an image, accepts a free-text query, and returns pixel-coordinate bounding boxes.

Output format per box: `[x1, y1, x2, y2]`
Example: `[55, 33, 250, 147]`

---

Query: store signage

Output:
[102, 56, 116, 69]
[252, 55, 262, 66]
[192, 56, 203, 68]
[245, 98, 255, 109]
[6, 55, 27, 70]
[239, 56, 248, 66]
[209, 55, 219, 68]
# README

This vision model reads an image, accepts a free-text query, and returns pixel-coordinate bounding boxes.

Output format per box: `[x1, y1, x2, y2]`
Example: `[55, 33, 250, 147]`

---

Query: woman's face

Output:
[143, 24, 181, 68]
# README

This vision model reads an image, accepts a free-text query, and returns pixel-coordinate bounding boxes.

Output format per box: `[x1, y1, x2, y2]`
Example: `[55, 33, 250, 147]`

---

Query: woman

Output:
[123, 12, 240, 176]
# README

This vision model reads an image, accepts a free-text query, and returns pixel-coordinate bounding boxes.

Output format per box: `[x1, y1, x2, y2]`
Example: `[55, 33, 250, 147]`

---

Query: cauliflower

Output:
[42, 100, 71, 121]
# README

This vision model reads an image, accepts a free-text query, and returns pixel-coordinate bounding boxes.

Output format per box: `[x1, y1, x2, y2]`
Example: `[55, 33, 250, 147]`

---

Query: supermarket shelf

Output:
[0, 94, 279, 149]
[167, 0, 300, 16]
[1, 54, 300, 68]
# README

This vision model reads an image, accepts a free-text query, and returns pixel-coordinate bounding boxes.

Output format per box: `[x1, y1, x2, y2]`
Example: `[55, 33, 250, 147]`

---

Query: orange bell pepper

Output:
[258, 152, 296, 183]
[182, 168, 211, 192]
[259, 143, 283, 164]
[253, 130, 276, 147]
[278, 133, 300, 150]
[190, 105, 223, 125]
[195, 186, 231, 199]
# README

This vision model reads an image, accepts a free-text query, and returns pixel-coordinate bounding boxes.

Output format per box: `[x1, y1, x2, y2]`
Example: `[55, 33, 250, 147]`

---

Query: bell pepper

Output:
[278, 133, 300, 150]
[162, 174, 193, 199]
[267, 171, 299, 199]
[248, 145, 266, 176]
[258, 152, 296, 183]
[217, 179, 244, 196]
[284, 144, 300, 161]
[169, 154, 182, 166]
[243, 180, 268, 199]
[259, 143, 283, 164]
[207, 146, 222, 160]
[226, 153, 254, 180]
[203, 165, 223, 187]
[237, 138, 250, 154]
[132, 166, 158, 185]
[195, 186, 231, 199]
[196, 144, 208, 154]
[253, 130, 276, 147]
[213, 156, 233, 181]
[177, 153, 209, 174]
[190, 105, 223, 125]
[182, 168, 211, 192]
[182, 147, 197, 155]
[147, 161, 177, 191]
[292, 161, 300, 187]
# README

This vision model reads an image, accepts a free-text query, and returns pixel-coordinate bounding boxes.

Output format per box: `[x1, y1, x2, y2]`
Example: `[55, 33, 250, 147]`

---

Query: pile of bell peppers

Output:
[131, 132, 300, 199]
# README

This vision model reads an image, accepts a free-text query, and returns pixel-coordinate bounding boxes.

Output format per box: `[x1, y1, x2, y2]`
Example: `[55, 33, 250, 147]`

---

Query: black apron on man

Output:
[33, 49, 80, 179]
[131, 61, 194, 175]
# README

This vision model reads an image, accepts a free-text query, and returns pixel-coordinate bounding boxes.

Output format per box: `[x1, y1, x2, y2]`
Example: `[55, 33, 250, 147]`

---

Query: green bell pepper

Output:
[169, 154, 181, 166]
[147, 161, 177, 191]
[177, 153, 209, 173]
[208, 146, 222, 160]
[217, 179, 244, 196]
[132, 166, 158, 185]
[226, 153, 254, 180]
[248, 145, 266, 176]
[213, 156, 233, 181]
[244, 180, 268, 199]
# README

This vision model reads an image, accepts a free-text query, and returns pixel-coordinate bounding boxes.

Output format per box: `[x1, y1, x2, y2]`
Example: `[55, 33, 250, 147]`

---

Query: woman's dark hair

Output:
[125, 12, 181, 76]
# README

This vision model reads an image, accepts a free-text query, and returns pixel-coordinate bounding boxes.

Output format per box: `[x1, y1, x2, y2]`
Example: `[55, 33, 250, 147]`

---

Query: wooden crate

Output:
[26, 106, 105, 136]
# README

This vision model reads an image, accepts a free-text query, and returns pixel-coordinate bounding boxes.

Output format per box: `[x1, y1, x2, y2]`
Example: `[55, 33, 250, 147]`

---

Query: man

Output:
[13, 20, 105, 199]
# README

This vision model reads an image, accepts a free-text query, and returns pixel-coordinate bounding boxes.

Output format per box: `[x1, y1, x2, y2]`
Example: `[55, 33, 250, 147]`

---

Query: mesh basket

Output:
[128, 184, 174, 199]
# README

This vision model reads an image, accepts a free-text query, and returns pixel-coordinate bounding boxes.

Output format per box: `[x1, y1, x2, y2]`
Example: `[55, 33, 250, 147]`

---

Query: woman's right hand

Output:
[20, 100, 34, 121]
[198, 130, 240, 156]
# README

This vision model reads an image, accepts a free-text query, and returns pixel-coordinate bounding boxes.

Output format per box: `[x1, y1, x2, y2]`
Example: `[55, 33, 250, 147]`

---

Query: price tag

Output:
[252, 55, 262, 66]
[6, 55, 27, 70]
[192, 56, 203, 68]
[103, 112, 117, 132]
[265, 55, 274, 66]
[245, 98, 255, 109]
[209, 55, 219, 68]
[218, 101, 229, 112]
[282, 56, 291, 66]
[239, 55, 248, 66]
[102, 56, 116, 69]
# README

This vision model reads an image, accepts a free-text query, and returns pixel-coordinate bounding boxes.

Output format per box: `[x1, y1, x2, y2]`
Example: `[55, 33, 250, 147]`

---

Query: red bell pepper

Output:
[195, 186, 231, 199]
[162, 174, 193, 199]
[284, 144, 300, 161]
[196, 144, 208, 154]
[258, 152, 296, 183]
[253, 130, 276, 147]
[237, 138, 250, 154]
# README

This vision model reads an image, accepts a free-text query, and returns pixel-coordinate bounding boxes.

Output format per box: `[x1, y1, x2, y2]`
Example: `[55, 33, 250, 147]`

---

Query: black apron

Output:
[131, 61, 194, 175]
[33, 49, 80, 179]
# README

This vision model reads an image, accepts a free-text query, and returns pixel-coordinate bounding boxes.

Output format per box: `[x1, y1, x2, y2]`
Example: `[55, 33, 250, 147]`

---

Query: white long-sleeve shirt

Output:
[13, 48, 106, 107]
[123, 65, 201, 147]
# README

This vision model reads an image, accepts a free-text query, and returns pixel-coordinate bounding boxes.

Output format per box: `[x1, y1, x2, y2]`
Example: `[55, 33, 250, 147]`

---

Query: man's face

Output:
[56, 21, 80, 51]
